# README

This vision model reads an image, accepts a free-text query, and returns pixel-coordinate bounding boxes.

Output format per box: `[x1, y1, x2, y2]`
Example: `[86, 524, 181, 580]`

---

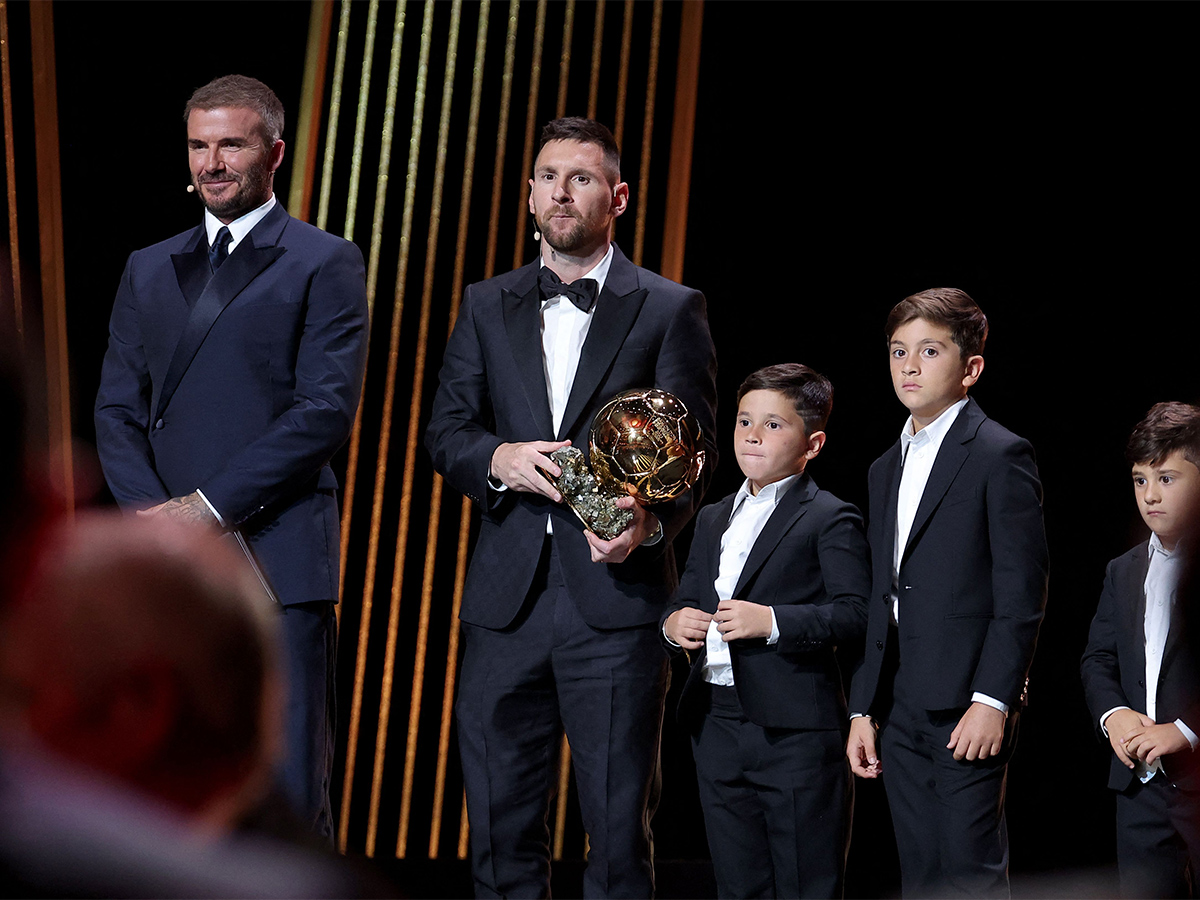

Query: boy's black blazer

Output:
[662, 473, 871, 730]
[1080, 541, 1200, 791]
[849, 398, 1049, 716]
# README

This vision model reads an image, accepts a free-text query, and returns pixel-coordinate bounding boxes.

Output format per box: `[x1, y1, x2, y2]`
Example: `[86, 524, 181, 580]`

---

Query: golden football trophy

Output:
[542, 388, 706, 540]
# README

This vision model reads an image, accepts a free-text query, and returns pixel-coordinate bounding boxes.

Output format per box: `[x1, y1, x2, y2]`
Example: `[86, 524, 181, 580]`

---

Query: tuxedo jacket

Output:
[662, 474, 871, 731]
[849, 399, 1049, 715]
[94, 204, 369, 607]
[424, 245, 718, 631]
[1081, 540, 1200, 792]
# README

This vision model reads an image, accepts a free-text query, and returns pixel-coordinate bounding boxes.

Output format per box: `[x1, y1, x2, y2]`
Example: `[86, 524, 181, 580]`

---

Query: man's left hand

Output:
[584, 496, 659, 563]
[138, 491, 220, 528]
[947, 701, 1006, 761]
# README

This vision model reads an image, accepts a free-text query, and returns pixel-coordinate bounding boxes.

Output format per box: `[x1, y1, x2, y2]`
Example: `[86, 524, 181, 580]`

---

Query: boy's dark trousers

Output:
[691, 683, 851, 899]
[1115, 774, 1200, 898]
[875, 630, 1017, 899]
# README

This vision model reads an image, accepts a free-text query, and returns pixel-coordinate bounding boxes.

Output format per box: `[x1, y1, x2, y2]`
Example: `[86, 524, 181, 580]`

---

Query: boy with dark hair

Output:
[1081, 401, 1200, 899]
[846, 288, 1049, 897]
[662, 363, 870, 898]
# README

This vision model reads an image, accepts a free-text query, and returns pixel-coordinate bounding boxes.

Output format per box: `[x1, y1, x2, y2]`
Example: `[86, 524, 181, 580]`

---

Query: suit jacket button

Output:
[154, 418, 164, 430]
[876, 640, 884, 651]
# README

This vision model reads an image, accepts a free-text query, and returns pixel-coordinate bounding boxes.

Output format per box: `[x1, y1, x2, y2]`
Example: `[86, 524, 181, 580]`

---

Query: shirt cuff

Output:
[971, 692, 1009, 717]
[766, 607, 779, 645]
[196, 489, 226, 528]
[1100, 705, 1131, 738]
[1175, 719, 1199, 750]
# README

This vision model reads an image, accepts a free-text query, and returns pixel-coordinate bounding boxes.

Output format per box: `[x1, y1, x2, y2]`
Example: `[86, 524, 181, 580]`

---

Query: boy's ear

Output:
[961, 354, 985, 389]
[804, 430, 827, 461]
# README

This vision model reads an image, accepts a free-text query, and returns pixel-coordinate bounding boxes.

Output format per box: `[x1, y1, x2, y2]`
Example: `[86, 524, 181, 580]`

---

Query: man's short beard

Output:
[200, 157, 273, 221]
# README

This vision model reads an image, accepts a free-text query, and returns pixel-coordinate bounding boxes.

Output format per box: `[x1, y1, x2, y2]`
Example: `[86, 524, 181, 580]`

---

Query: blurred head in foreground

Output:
[0, 513, 282, 834]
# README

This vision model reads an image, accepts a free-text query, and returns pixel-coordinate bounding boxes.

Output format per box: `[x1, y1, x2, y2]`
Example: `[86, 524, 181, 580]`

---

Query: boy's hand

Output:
[664, 607, 712, 650]
[1106, 709, 1154, 768]
[713, 599, 772, 641]
[947, 702, 1006, 761]
[490, 440, 571, 501]
[847, 716, 882, 778]
[1123, 722, 1191, 765]
[584, 497, 659, 563]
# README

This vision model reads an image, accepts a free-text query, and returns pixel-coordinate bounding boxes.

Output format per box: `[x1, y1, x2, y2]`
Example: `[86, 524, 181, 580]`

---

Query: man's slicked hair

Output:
[737, 363, 834, 435]
[538, 117, 621, 184]
[886, 287, 989, 360]
[1126, 401, 1200, 469]
[184, 74, 285, 145]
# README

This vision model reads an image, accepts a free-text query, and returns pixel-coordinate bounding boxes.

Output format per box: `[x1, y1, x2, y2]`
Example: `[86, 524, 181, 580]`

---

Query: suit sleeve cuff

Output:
[971, 692, 1009, 717]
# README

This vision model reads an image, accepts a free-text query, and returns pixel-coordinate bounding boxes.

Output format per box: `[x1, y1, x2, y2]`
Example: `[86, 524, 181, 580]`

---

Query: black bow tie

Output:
[538, 267, 599, 313]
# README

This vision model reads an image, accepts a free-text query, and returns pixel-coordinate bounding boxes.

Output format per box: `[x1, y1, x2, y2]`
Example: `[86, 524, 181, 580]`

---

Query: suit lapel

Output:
[903, 400, 982, 560]
[878, 442, 902, 571]
[501, 263, 555, 439]
[699, 494, 736, 614]
[557, 246, 647, 441]
[731, 474, 815, 599]
[156, 205, 289, 421]
[170, 226, 211, 308]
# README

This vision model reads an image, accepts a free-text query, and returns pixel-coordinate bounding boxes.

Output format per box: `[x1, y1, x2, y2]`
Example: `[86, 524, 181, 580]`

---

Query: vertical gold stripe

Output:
[337, 0, 402, 854]
[429, 0, 491, 858]
[335, 0, 382, 617]
[316, 0, 354, 232]
[482, 0, 520, 279]
[458, 787, 470, 858]
[289, 0, 334, 222]
[29, 1, 72, 514]
[660, 1, 702, 283]
[345, 0, 382, 246]
[632, 0, 663, 268]
[0, 1, 22, 337]
[396, 0, 463, 858]
[613, 0, 634, 148]
[555, 0, 575, 118]
[511, 0, 547, 268]
[586, 0, 605, 121]
[364, 0, 436, 858]
[552, 735, 572, 859]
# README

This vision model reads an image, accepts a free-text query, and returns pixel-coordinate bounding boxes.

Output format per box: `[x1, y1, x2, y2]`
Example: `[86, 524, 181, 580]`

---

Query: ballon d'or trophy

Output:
[541, 388, 706, 540]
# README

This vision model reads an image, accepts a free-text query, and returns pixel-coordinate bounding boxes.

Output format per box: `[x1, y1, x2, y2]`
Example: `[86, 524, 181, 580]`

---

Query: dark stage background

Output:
[24, 1, 1198, 896]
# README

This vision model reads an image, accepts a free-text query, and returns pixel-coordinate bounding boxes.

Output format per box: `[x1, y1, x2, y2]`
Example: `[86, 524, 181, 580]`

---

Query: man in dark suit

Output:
[662, 364, 869, 898]
[94, 75, 369, 841]
[1081, 401, 1200, 898]
[425, 117, 717, 898]
[846, 289, 1049, 898]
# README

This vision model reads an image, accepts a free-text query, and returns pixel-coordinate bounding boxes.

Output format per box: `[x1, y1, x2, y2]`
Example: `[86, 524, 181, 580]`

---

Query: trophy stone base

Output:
[542, 447, 633, 541]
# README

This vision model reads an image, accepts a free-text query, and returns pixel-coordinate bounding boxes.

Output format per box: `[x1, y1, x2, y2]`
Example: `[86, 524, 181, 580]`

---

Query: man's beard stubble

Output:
[197, 156, 273, 222]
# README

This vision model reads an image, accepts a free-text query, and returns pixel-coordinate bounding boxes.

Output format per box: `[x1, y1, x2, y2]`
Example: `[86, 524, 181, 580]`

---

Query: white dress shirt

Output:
[1100, 534, 1199, 782]
[700, 476, 791, 686]
[195, 194, 278, 526]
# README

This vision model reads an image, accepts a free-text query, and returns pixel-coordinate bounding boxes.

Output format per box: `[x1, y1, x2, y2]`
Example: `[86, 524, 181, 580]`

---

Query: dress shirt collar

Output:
[537, 243, 614, 302]
[900, 397, 968, 458]
[1148, 532, 1184, 561]
[733, 472, 800, 511]
[204, 194, 276, 253]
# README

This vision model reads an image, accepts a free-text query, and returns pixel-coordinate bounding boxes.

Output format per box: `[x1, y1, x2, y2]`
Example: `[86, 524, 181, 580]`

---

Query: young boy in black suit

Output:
[1081, 402, 1200, 899]
[662, 363, 870, 899]
[845, 288, 1049, 898]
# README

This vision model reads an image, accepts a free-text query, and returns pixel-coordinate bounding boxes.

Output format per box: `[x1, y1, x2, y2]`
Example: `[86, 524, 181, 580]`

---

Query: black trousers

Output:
[878, 629, 1017, 899]
[1115, 772, 1200, 898]
[456, 538, 669, 899]
[691, 684, 851, 899]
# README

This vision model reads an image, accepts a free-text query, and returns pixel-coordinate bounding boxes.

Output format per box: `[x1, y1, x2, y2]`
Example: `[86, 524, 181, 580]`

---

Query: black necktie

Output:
[209, 226, 232, 272]
[538, 267, 599, 313]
